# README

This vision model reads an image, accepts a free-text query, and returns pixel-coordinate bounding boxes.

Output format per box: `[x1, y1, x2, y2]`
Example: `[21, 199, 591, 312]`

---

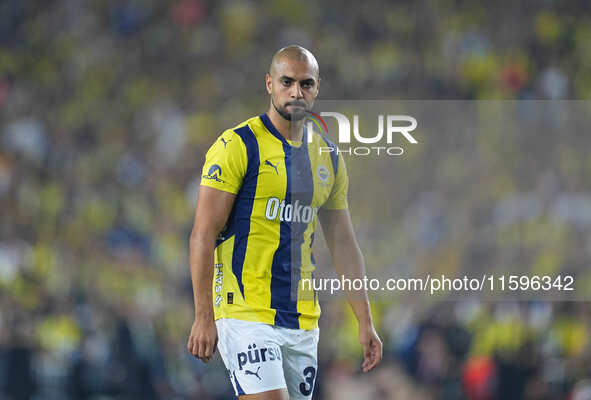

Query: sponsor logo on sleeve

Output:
[203, 164, 225, 183]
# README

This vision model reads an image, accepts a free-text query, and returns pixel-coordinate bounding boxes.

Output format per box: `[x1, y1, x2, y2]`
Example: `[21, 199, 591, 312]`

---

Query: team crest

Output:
[316, 165, 329, 183]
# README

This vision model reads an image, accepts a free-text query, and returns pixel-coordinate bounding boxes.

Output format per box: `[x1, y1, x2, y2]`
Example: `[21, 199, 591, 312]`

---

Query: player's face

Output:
[266, 59, 319, 121]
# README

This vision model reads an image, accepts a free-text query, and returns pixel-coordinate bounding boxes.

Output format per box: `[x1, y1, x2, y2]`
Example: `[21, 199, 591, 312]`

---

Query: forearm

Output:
[189, 230, 216, 320]
[331, 240, 373, 327]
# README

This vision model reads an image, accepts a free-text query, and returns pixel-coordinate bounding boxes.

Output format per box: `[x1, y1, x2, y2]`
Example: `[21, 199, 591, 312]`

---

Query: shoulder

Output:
[210, 116, 261, 150]
[222, 115, 262, 142]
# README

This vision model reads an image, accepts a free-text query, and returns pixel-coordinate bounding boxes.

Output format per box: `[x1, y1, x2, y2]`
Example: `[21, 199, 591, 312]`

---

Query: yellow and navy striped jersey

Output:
[200, 113, 348, 330]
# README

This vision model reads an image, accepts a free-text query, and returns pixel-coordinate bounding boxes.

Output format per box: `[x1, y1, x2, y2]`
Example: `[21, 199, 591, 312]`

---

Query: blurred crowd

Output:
[2, 0, 591, 399]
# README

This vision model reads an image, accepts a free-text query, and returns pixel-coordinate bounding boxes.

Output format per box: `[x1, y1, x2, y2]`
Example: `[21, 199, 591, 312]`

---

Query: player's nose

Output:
[289, 82, 304, 99]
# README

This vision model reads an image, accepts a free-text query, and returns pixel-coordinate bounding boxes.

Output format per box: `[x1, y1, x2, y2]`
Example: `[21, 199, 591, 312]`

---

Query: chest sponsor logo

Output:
[265, 197, 318, 223]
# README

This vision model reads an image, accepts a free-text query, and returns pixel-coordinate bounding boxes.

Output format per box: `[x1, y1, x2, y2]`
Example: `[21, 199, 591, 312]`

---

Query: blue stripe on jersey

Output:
[310, 232, 316, 265]
[215, 205, 237, 248]
[270, 140, 298, 328]
[231, 125, 260, 298]
[290, 126, 314, 293]
[268, 123, 315, 329]
[310, 230, 318, 306]
[319, 135, 339, 175]
[260, 113, 285, 143]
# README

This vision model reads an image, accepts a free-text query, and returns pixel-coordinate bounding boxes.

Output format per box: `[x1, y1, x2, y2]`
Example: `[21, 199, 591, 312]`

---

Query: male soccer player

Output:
[187, 45, 382, 399]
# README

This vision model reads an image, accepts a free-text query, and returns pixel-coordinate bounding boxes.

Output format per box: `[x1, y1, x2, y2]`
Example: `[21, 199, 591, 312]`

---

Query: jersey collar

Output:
[260, 113, 308, 147]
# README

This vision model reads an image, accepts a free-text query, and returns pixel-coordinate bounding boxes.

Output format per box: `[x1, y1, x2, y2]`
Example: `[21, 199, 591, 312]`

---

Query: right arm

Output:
[187, 130, 246, 362]
[187, 186, 235, 362]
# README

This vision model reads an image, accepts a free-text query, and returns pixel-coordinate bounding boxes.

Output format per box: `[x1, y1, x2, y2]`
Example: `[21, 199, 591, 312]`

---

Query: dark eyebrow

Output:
[279, 76, 316, 85]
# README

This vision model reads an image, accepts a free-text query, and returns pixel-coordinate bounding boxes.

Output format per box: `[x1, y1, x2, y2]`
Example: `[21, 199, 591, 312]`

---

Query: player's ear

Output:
[265, 73, 272, 94]
[315, 76, 321, 96]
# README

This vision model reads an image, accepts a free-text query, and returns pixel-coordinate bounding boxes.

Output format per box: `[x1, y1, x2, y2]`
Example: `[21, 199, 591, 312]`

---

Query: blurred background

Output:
[2, 0, 591, 399]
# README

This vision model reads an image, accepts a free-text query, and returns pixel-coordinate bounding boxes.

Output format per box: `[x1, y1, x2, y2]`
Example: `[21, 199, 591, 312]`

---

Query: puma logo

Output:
[244, 366, 262, 380]
[265, 160, 279, 174]
[220, 138, 232, 148]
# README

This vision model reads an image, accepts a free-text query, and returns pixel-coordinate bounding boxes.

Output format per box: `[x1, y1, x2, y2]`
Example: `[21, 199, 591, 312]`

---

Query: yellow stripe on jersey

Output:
[200, 113, 348, 330]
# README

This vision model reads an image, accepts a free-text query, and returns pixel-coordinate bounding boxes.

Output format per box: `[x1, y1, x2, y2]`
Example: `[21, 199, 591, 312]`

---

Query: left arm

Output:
[318, 208, 383, 372]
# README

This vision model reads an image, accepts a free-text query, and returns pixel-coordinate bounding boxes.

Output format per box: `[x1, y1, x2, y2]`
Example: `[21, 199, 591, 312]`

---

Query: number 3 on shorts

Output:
[299, 366, 316, 396]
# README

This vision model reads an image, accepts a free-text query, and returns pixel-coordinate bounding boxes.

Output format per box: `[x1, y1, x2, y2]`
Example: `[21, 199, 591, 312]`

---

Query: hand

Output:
[359, 324, 382, 372]
[187, 317, 218, 362]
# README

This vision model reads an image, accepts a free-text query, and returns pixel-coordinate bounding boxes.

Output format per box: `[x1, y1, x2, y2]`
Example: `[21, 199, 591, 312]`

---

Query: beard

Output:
[272, 97, 309, 121]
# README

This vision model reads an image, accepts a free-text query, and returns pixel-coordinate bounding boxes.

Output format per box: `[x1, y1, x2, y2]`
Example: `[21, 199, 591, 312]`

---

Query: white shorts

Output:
[216, 318, 319, 399]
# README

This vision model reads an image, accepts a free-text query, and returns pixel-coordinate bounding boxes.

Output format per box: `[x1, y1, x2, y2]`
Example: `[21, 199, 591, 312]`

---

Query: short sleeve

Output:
[200, 130, 247, 194]
[322, 153, 348, 210]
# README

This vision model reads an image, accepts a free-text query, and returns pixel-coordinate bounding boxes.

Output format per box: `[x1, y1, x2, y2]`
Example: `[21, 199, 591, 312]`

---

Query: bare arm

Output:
[318, 208, 382, 372]
[187, 185, 235, 362]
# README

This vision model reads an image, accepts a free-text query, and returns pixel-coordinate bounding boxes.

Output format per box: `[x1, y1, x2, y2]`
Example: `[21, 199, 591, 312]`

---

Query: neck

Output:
[267, 106, 304, 142]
